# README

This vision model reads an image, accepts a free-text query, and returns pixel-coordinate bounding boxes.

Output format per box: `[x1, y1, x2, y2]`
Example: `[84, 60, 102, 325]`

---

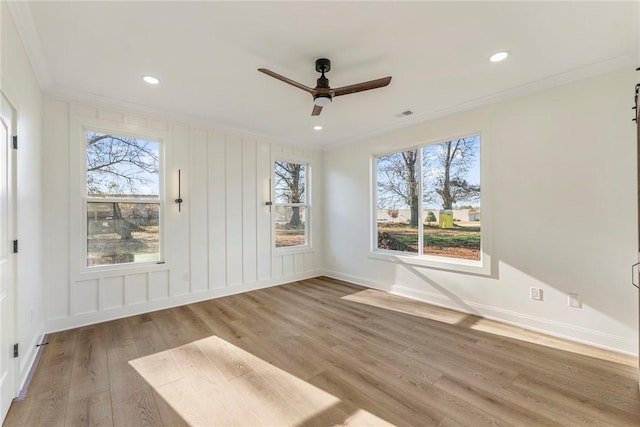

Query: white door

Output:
[0, 94, 16, 422]
[635, 80, 640, 389]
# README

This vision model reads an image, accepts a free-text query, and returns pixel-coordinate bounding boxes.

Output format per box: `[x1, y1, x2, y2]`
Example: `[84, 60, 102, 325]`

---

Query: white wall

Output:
[1, 5, 46, 388]
[323, 68, 638, 355]
[42, 98, 323, 331]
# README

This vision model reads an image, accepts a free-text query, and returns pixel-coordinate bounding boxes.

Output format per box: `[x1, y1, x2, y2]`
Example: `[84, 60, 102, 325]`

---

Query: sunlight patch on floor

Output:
[130, 335, 393, 426]
[342, 288, 472, 325]
[342, 288, 635, 367]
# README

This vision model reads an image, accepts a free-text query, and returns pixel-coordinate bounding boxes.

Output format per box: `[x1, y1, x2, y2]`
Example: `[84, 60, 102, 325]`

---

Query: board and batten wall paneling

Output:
[127, 273, 148, 306]
[43, 98, 71, 320]
[294, 253, 305, 274]
[242, 138, 258, 284]
[190, 128, 209, 293]
[305, 252, 315, 272]
[272, 255, 284, 278]
[283, 255, 294, 276]
[168, 124, 191, 297]
[73, 280, 98, 315]
[225, 134, 244, 287]
[256, 141, 272, 281]
[102, 276, 125, 310]
[208, 131, 227, 289]
[150, 270, 170, 301]
[43, 97, 322, 333]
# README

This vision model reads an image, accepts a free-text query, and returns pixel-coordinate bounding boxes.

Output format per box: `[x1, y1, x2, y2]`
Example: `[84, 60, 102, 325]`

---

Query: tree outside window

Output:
[376, 135, 481, 261]
[274, 161, 309, 248]
[86, 132, 161, 266]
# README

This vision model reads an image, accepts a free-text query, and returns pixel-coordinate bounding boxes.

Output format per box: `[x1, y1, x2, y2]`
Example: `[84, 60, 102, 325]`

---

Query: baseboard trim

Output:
[322, 269, 636, 356]
[15, 334, 49, 401]
[46, 270, 322, 333]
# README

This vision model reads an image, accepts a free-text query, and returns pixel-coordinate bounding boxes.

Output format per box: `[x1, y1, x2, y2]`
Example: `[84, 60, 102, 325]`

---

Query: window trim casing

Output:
[81, 126, 166, 272]
[272, 156, 311, 253]
[370, 130, 491, 276]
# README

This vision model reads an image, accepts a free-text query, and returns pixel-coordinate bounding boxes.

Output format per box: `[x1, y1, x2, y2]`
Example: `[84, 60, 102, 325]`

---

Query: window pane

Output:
[376, 150, 419, 253]
[87, 202, 160, 266]
[422, 136, 481, 260]
[274, 161, 306, 204]
[87, 132, 160, 198]
[275, 206, 306, 248]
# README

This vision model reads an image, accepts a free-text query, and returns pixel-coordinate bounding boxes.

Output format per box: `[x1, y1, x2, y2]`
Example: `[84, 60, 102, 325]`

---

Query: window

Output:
[375, 135, 481, 263]
[86, 132, 161, 267]
[274, 161, 309, 248]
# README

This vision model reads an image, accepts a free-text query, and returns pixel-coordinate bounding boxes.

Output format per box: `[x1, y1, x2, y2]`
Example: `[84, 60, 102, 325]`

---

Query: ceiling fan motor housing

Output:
[315, 58, 331, 73]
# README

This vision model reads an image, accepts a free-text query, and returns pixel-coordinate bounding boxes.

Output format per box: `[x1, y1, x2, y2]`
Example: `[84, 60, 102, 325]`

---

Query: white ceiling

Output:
[16, 1, 640, 147]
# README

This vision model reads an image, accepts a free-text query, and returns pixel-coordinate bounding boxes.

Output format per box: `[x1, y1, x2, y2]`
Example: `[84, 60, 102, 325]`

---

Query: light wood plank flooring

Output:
[4, 277, 640, 426]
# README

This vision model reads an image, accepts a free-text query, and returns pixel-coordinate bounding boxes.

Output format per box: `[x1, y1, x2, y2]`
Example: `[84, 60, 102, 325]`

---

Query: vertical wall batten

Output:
[272, 255, 283, 278]
[305, 252, 314, 272]
[169, 124, 191, 297]
[294, 253, 305, 273]
[225, 135, 243, 286]
[43, 99, 71, 320]
[190, 129, 209, 293]
[103, 276, 125, 310]
[242, 138, 258, 284]
[127, 273, 148, 306]
[256, 141, 272, 280]
[283, 255, 294, 276]
[209, 131, 227, 289]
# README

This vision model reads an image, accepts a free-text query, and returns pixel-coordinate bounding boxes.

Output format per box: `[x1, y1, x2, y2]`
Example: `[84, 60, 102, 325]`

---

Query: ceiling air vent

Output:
[396, 110, 414, 118]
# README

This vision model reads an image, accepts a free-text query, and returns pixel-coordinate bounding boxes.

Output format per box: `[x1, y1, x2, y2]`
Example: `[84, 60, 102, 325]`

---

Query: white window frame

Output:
[370, 131, 491, 276]
[82, 126, 165, 271]
[272, 157, 311, 252]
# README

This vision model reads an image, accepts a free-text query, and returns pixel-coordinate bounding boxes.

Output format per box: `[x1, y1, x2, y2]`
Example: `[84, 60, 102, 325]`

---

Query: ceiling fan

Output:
[258, 58, 392, 116]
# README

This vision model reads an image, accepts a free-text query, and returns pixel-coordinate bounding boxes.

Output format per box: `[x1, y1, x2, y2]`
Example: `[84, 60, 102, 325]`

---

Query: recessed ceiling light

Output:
[489, 51, 510, 63]
[142, 75, 160, 85]
[313, 125, 323, 131]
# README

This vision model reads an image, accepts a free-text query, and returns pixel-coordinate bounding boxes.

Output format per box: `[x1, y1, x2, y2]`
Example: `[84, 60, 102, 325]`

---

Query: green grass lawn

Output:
[381, 224, 480, 249]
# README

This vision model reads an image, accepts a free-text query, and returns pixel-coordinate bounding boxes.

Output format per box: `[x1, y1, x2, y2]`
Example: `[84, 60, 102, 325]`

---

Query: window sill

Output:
[80, 260, 168, 277]
[368, 250, 491, 276]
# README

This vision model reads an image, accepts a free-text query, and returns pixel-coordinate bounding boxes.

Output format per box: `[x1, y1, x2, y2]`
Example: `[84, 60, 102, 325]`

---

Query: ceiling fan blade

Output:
[333, 76, 392, 97]
[311, 105, 323, 116]
[258, 68, 316, 94]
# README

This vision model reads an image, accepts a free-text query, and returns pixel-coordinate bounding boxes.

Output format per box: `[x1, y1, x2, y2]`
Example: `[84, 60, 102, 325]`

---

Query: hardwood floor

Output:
[4, 276, 640, 426]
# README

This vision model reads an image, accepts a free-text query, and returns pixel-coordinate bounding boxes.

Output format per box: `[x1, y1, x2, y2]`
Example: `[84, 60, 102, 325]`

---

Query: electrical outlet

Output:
[183, 272, 190, 282]
[568, 293, 582, 308]
[530, 287, 543, 301]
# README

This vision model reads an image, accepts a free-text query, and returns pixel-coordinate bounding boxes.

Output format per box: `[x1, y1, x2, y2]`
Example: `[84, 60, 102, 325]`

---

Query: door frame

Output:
[0, 92, 18, 422]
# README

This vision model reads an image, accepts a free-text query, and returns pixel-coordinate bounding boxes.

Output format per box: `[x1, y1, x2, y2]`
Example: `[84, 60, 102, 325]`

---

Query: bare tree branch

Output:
[86, 133, 159, 196]
[376, 136, 480, 225]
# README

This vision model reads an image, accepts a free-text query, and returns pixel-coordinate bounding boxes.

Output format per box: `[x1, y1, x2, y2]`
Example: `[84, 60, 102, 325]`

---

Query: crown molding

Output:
[46, 53, 635, 152]
[324, 54, 638, 150]
[6, 1, 53, 89]
[43, 84, 304, 148]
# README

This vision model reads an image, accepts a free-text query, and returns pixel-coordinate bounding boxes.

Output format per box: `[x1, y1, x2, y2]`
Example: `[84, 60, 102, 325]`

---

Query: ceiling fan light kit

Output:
[258, 58, 391, 116]
[314, 95, 332, 107]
